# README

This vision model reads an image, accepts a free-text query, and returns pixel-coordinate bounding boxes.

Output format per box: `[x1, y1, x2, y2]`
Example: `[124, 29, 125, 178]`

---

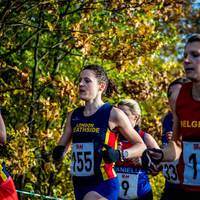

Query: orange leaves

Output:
[71, 22, 92, 55]
[0, 0, 195, 198]
[20, 67, 31, 86]
[39, 98, 60, 121]
[123, 79, 150, 100]
[53, 75, 78, 101]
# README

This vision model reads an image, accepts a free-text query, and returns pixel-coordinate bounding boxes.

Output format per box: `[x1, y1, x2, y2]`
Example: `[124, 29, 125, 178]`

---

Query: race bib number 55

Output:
[183, 141, 200, 186]
[70, 143, 94, 176]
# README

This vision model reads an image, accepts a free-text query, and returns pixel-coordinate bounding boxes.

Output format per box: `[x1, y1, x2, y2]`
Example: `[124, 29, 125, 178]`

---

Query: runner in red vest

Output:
[142, 34, 200, 199]
[0, 111, 18, 200]
[115, 99, 159, 200]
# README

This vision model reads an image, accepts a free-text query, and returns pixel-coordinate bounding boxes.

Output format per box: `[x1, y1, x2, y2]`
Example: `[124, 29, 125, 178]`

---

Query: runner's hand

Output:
[101, 144, 121, 164]
[141, 148, 163, 174]
[52, 145, 66, 162]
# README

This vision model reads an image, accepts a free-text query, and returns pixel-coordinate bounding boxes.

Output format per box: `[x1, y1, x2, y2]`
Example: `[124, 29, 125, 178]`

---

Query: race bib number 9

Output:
[70, 143, 94, 176]
[183, 141, 200, 186]
[162, 160, 180, 184]
[117, 172, 139, 199]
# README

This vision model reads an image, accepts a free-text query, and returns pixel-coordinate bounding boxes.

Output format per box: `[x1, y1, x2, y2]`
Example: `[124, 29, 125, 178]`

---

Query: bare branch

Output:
[1, 22, 103, 34]
[28, 9, 43, 136]
[0, 0, 12, 30]
[0, 29, 41, 58]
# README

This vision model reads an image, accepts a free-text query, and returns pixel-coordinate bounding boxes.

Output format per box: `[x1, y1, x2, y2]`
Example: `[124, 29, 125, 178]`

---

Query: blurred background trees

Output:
[0, 0, 199, 199]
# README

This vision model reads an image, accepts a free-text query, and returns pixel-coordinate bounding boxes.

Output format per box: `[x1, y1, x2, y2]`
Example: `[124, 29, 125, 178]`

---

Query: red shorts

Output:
[0, 177, 18, 200]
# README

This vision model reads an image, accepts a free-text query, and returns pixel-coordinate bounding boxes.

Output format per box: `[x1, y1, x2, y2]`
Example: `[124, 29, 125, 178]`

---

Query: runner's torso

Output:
[115, 128, 151, 199]
[176, 82, 200, 192]
[71, 103, 118, 185]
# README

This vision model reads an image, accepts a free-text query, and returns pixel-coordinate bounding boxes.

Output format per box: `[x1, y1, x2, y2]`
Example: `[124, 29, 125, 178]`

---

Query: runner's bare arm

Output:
[0, 114, 6, 144]
[109, 107, 146, 158]
[144, 133, 160, 149]
[162, 112, 182, 161]
[57, 111, 73, 152]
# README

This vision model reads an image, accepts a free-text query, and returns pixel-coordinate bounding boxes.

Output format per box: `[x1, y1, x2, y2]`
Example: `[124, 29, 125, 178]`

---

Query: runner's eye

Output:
[84, 78, 92, 83]
[191, 52, 200, 58]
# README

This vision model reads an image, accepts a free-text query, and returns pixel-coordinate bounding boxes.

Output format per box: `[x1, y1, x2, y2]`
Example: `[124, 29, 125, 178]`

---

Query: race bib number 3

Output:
[183, 141, 200, 186]
[162, 160, 180, 184]
[117, 173, 139, 199]
[70, 143, 94, 176]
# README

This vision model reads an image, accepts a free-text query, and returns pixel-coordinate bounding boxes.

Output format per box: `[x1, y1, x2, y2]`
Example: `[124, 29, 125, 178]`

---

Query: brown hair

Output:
[186, 34, 200, 46]
[82, 64, 118, 97]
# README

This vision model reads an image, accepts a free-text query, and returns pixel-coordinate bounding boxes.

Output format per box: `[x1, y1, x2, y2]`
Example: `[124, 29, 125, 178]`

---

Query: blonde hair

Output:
[118, 99, 141, 126]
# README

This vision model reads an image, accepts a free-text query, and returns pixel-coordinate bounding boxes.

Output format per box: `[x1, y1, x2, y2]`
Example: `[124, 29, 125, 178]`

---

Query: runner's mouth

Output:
[79, 89, 86, 93]
[185, 68, 194, 72]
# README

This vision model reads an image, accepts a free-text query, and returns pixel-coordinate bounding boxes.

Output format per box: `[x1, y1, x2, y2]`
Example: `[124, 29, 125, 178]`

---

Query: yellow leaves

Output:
[39, 98, 60, 121]
[136, 17, 155, 36]
[73, 33, 92, 55]
[46, 21, 55, 31]
[143, 4, 155, 13]
[26, 171, 37, 183]
[25, 182, 34, 192]
[21, 149, 31, 160]
[138, 25, 146, 36]
[80, 37, 92, 55]
[71, 23, 81, 38]
[130, 0, 139, 3]
[149, 172, 165, 199]
[44, 162, 51, 172]
[38, 129, 58, 141]
[27, 27, 32, 32]
[4, 129, 37, 175]
[0, 1, 190, 198]
[115, 29, 124, 37]
[123, 79, 151, 100]
[53, 74, 78, 102]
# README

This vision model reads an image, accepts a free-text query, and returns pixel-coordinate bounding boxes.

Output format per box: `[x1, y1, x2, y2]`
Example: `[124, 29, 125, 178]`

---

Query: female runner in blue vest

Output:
[53, 64, 146, 200]
[115, 99, 159, 200]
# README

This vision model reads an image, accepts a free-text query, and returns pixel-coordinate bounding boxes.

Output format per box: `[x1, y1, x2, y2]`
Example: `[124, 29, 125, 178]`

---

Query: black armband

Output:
[52, 145, 66, 161]
[141, 148, 164, 171]
[101, 144, 121, 164]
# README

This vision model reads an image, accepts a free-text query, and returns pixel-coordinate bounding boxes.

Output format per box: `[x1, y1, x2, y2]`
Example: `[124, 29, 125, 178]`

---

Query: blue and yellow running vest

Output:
[70, 103, 118, 186]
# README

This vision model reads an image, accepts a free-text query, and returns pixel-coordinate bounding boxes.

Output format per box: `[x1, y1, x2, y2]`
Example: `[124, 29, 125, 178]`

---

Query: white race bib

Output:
[70, 143, 94, 176]
[183, 141, 200, 186]
[162, 160, 180, 184]
[117, 172, 139, 199]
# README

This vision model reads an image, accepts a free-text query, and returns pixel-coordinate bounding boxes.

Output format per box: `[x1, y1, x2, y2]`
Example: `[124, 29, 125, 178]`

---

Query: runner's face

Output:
[118, 105, 138, 127]
[184, 41, 200, 81]
[79, 70, 101, 101]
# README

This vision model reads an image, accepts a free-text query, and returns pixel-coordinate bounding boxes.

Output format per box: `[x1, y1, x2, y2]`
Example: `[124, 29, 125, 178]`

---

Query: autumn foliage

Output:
[0, 0, 199, 199]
